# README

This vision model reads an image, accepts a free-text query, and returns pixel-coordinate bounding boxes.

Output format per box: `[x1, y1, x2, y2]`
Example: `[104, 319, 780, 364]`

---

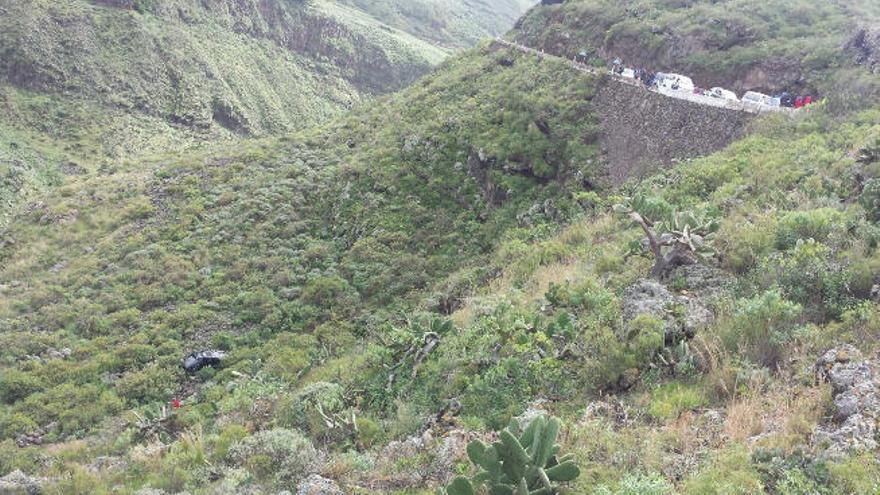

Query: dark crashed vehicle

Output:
[182, 350, 226, 373]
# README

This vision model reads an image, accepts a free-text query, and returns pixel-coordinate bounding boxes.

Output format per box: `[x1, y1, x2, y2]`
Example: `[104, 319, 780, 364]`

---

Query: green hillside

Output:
[1, 0, 880, 494]
[0, 0, 535, 227]
[340, 0, 537, 48]
[0, 43, 603, 492]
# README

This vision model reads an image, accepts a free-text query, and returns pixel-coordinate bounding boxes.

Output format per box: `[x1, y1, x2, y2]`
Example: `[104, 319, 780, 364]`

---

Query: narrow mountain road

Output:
[493, 38, 795, 115]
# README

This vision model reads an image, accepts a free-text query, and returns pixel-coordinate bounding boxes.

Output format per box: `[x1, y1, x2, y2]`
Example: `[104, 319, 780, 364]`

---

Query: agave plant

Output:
[446, 415, 580, 495]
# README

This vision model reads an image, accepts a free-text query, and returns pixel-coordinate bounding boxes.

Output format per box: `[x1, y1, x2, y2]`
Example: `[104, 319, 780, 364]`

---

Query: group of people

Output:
[778, 92, 815, 108]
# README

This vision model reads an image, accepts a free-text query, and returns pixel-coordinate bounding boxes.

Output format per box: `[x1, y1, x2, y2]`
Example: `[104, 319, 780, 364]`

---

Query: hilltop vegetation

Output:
[0, 0, 444, 137]
[2, 0, 880, 494]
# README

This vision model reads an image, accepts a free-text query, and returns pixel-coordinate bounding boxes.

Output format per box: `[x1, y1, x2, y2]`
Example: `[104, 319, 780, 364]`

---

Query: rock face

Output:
[813, 345, 880, 457]
[846, 26, 880, 74]
[621, 277, 711, 344]
[374, 428, 475, 487]
[593, 81, 752, 183]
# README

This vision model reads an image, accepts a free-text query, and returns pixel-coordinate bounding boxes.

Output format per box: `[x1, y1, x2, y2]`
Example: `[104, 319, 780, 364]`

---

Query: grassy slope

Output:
[0, 0, 435, 135]
[0, 43, 602, 492]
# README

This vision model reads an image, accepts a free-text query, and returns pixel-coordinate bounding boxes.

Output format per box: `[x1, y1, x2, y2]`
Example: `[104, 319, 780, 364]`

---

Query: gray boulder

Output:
[621, 279, 710, 343]
[813, 345, 880, 457]
[296, 474, 344, 495]
[0, 470, 47, 495]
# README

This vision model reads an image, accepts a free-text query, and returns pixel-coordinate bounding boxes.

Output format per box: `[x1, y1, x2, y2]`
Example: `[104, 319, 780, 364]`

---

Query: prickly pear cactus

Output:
[445, 415, 580, 495]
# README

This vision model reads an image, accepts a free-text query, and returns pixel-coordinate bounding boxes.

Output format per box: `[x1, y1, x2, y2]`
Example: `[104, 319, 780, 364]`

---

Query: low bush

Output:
[228, 427, 319, 486]
[683, 446, 765, 494]
[594, 472, 675, 495]
[775, 239, 856, 321]
[721, 289, 803, 369]
[827, 454, 880, 495]
[648, 381, 707, 421]
[276, 382, 348, 443]
[775, 208, 845, 251]
[715, 213, 777, 274]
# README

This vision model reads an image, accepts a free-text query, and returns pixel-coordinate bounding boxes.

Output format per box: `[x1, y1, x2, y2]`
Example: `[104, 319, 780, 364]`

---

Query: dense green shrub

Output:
[859, 178, 880, 222]
[751, 449, 829, 495]
[827, 454, 880, 494]
[648, 382, 707, 421]
[276, 382, 348, 442]
[228, 428, 319, 486]
[775, 208, 845, 251]
[775, 239, 856, 321]
[722, 290, 803, 369]
[0, 370, 42, 404]
[115, 365, 177, 405]
[715, 213, 777, 274]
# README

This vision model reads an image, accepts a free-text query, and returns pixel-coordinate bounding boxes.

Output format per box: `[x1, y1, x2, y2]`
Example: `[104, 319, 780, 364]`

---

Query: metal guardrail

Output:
[493, 39, 796, 116]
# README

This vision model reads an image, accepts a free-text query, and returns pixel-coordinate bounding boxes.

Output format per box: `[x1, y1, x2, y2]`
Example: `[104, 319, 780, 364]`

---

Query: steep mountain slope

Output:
[0, 0, 444, 137]
[0, 43, 601, 487]
[339, 0, 537, 48]
[0, 0, 534, 226]
[1, 1, 880, 494]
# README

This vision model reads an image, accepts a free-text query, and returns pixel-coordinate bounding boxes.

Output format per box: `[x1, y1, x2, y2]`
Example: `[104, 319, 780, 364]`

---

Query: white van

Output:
[655, 73, 694, 92]
[742, 91, 775, 107]
[707, 87, 738, 101]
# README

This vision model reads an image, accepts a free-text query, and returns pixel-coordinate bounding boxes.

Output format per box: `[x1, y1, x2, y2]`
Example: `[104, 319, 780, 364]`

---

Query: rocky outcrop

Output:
[372, 428, 476, 487]
[296, 474, 344, 495]
[813, 345, 880, 457]
[846, 26, 880, 74]
[592, 80, 753, 183]
[0, 469, 47, 495]
[621, 274, 714, 344]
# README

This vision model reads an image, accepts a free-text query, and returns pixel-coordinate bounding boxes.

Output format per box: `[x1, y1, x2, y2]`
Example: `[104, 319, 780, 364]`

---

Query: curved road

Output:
[493, 39, 795, 116]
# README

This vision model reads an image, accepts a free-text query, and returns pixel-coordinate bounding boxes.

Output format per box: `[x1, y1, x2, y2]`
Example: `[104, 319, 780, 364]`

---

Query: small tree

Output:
[614, 196, 719, 279]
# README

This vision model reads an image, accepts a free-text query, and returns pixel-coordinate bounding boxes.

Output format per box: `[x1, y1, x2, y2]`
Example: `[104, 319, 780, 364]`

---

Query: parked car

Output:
[654, 72, 694, 92]
[706, 87, 738, 101]
[742, 91, 777, 108]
